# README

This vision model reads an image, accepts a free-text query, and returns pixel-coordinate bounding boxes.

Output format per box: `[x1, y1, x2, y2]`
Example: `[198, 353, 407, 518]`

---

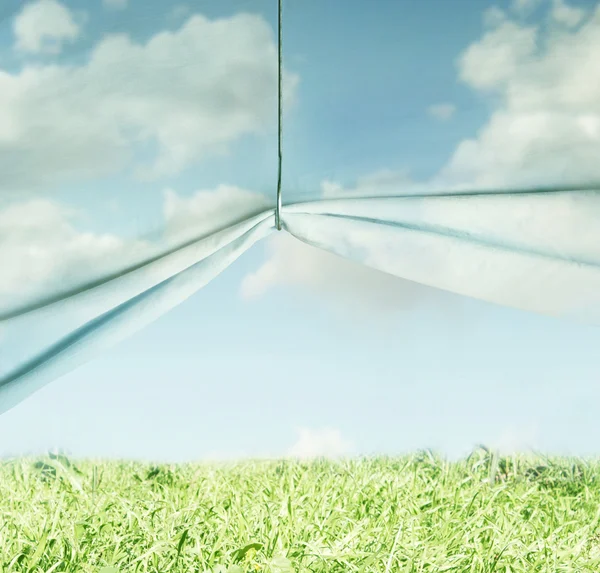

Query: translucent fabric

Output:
[2, 0, 600, 415]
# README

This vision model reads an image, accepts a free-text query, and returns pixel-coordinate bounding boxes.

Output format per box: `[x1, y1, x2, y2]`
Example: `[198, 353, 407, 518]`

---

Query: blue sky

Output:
[1, 0, 600, 462]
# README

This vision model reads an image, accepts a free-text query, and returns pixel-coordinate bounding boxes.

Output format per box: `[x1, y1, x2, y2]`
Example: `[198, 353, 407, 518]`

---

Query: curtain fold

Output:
[281, 189, 600, 325]
[3, 0, 600, 418]
[2, 187, 600, 415]
[0, 213, 275, 415]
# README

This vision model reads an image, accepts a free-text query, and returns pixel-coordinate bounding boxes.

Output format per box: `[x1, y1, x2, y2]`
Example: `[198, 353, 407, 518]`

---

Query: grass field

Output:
[1, 448, 600, 572]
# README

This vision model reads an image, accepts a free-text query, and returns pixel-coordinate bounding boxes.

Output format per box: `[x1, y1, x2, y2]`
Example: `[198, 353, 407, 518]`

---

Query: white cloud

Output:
[457, 19, 537, 93]
[0, 12, 298, 188]
[427, 103, 456, 121]
[102, 0, 127, 9]
[439, 2, 600, 189]
[551, 0, 585, 27]
[321, 169, 419, 198]
[0, 199, 149, 308]
[0, 183, 271, 308]
[484, 6, 508, 28]
[491, 424, 539, 455]
[511, 0, 543, 16]
[171, 5, 191, 20]
[13, 0, 80, 55]
[240, 232, 443, 315]
[164, 185, 271, 243]
[287, 427, 353, 460]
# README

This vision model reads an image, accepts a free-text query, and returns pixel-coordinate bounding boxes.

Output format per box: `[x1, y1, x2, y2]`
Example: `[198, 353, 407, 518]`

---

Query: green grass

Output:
[1, 448, 600, 572]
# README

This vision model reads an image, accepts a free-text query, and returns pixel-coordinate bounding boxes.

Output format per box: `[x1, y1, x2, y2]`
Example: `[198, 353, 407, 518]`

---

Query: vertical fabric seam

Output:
[275, 0, 283, 230]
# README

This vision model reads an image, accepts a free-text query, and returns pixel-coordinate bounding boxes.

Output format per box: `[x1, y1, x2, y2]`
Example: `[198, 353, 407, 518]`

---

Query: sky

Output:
[1, 0, 600, 463]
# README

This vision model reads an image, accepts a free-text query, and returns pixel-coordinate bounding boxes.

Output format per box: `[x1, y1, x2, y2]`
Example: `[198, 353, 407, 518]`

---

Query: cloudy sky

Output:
[1, 0, 600, 462]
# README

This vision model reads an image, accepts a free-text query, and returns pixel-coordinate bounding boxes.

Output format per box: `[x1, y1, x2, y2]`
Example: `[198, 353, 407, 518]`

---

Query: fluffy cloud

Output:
[427, 103, 456, 121]
[457, 19, 537, 93]
[287, 427, 354, 460]
[511, 0, 543, 16]
[170, 5, 191, 20]
[164, 185, 271, 243]
[321, 169, 420, 198]
[1, 11, 297, 188]
[241, 232, 443, 315]
[0, 199, 149, 308]
[511, 0, 584, 27]
[13, 0, 81, 55]
[551, 0, 585, 27]
[439, 1, 600, 189]
[491, 423, 539, 455]
[0, 183, 268, 312]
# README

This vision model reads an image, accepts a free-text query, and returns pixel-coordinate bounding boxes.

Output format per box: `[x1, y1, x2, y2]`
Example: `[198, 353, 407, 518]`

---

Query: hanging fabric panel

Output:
[2, 0, 600, 415]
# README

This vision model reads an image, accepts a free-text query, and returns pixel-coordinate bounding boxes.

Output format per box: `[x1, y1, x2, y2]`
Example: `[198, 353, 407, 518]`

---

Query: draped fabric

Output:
[2, 0, 600, 415]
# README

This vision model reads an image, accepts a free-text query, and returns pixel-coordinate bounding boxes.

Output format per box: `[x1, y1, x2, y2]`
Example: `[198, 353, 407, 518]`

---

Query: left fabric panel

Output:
[0, 0, 279, 414]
